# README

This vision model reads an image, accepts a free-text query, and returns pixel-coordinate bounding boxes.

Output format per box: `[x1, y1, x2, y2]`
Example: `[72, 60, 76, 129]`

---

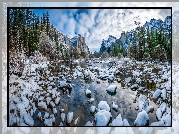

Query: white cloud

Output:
[32, 2, 174, 52]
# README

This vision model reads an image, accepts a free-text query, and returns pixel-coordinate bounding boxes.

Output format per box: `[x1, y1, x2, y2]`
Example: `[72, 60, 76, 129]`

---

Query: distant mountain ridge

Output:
[99, 16, 171, 54]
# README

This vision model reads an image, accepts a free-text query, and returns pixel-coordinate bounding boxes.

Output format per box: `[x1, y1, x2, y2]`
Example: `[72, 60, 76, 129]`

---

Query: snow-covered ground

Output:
[6, 51, 172, 128]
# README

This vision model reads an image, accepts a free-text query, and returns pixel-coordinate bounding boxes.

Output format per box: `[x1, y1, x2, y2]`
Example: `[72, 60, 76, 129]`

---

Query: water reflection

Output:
[33, 60, 170, 126]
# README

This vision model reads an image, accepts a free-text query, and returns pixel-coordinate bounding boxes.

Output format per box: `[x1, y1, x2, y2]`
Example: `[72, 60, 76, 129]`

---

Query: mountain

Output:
[100, 35, 117, 53]
[70, 34, 89, 57]
[38, 27, 89, 60]
[99, 16, 171, 54]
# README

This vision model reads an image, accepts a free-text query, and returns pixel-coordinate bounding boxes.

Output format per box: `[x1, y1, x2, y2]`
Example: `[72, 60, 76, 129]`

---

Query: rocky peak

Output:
[70, 34, 89, 57]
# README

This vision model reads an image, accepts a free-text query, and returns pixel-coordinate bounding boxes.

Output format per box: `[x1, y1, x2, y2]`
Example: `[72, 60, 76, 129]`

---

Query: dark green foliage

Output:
[9, 9, 41, 56]
[9, 9, 66, 60]
[128, 24, 171, 62]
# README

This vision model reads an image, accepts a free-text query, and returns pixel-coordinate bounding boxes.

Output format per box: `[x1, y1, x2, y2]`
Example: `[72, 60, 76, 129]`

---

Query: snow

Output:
[110, 114, 123, 126]
[106, 85, 117, 93]
[98, 101, 110, 111]
[41, 127, 51, 134]
[156, 102, 168, 121]
[134, 110, 149, 126]
[150, 120, 165, 126]
[90, 106, 96, 113]
[23, 113, 34, 126]
[38, 101, 47, 110]
[88, 98, 95, 104]
[152, 89, 162, 99]
[53, 108, 57, 114]
[85, 121, 93, 126]
[85, 128, 94, 134]
[19, 127, 31, 134]
[44, 118, 53, 126]
[117, 78, 121, 82]
[9, 114, 16, 126]
[38, 112, 41, 118]
[156, 108, 162, 120]
[130, 84, 138, 90]
[46, 97, 51, 105]
[67, 112, 73, 124]
[125, 77, 131, 83]
[139, 127, 153, 134]
[55, 97, 60, 104]
[85, 89, 91, 96]
[137, 94, 154, 113]
[123, 119, 130, 126]
[94, 110, 111, 126]
[111, 127, 134, 134]
[161, 89, 167, 100]
[57, 129, 62, 134]
[74, 117, 79, 125]
[48, 77, 53, 81]
[59, 80, 67, 87]
[44, 112, 49, 119]
[61, 113, 65, 122]
[136, 78, 142, 84]
[49, 101, 55, 108]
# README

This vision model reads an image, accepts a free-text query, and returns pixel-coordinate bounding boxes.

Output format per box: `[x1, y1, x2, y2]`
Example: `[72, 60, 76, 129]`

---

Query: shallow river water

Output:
[32, 58, 170, 126]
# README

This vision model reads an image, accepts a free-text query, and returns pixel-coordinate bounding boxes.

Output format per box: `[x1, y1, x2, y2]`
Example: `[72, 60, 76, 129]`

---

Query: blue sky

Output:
[30, 3, 172, 52]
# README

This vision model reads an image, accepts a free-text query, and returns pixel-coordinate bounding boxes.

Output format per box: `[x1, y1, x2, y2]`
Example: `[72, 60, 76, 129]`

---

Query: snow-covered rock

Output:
[112, 101, 118, 111]
[49, 101, 55, 108]
[117, 78, 121, 83]
[23, 113, 34, 126]
[152, 89, 162, 99]
[44, 118, 53, 126]
[85, 128, 94, 134]
[46, 97, 51, 105]
[156, 102, 168, 121]
[55, 97, 60, 105]
[90, 106, 96, 113]
[85, 89, 91, 97]
[44, 112, 49, 119]
[59, 80, 67, 88]
[74, 117, 79, 125]
[88, 98, 95, 104]
[110, 114, 123, 126]
[125, 77, 131, 83]
[94, 110, 111, 126]
[85, 121, 93, 126]
[134, 110, 149, 126]
[61, 113, 65, 122]
[38, 101, 47, 110]
[67, 112, 73, 124]
[106, 85, 117, 93]
[98, 101, 110, 111]
[138, 94, 154, 113]
[53, 108, 57, 114]
[130, 84, 138, 91]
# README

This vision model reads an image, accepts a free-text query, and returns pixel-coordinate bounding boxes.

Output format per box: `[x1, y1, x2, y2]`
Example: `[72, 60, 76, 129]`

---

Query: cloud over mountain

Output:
[33, 7, 171, 52]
